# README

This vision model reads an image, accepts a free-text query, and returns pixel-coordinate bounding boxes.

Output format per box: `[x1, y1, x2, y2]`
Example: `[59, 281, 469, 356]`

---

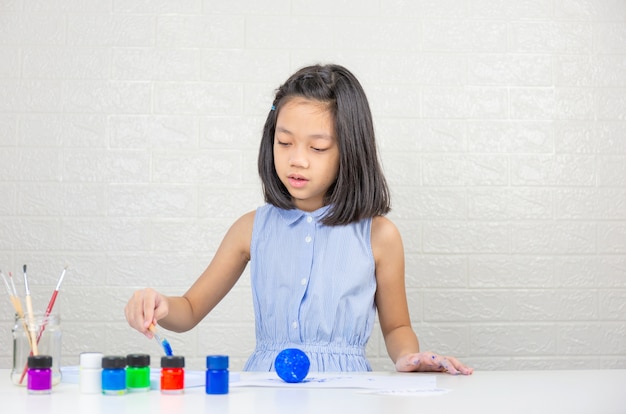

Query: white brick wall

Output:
[1, 0, 625, 372]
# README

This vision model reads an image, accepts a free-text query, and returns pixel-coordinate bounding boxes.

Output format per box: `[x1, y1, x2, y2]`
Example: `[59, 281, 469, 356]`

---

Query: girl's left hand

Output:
[395, 352, 474, 375]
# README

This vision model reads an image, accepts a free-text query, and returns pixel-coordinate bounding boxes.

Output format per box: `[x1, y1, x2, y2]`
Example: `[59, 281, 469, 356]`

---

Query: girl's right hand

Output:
[124, 288, 169, 339]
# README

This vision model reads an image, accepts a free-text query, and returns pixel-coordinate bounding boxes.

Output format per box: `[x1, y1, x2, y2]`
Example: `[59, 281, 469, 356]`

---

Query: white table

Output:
[1, 369, 625, 414]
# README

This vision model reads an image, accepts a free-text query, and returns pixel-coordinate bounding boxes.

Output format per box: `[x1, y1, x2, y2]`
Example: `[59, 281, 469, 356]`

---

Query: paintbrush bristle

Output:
[162, 338, 173, 356]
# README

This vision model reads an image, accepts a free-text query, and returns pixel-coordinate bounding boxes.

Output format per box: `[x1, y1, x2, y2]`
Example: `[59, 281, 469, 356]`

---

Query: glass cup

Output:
[11, 313, 62, 386]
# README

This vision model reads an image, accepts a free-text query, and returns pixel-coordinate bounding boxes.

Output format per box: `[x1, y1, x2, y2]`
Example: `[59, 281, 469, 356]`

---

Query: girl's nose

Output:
[289, 146, 309, 168]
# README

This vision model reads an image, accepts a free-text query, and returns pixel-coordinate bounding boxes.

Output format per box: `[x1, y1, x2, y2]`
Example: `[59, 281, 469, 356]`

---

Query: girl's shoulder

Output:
[226, 210, 256, 243]
[234, 204, 282, 238]
[371, 215, 400, 239]
[233, 209, 256, 229]
[370, 215, 403, 254]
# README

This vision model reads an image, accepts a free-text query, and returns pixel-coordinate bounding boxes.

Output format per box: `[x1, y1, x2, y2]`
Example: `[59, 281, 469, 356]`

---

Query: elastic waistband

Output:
[255, 342, 366, 356]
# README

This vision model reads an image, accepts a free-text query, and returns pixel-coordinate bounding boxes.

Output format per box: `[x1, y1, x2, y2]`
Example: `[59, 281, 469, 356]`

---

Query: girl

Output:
[125, 64, 473, 375]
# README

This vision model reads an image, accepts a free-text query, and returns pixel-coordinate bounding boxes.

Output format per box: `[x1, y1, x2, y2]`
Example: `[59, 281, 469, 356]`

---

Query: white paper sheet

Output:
[61, 367, 441, 395]
[232, 372, 437, 391]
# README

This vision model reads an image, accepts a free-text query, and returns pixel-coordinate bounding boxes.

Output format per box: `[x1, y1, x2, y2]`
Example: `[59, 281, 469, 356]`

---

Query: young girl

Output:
[125, 64, 473, 375]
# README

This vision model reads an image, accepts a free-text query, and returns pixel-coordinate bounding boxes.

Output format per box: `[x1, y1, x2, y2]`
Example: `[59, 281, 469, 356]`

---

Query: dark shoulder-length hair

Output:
[258, 63, 390, 226]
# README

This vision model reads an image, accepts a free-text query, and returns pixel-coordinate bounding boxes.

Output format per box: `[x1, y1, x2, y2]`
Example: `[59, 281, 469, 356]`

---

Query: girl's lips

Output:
[288, 175, 308, 188]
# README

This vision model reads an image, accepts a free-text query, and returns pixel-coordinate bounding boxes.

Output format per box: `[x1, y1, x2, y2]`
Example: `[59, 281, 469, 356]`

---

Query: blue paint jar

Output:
[101, 355, 127, 395]
[205, 355, 228, 394]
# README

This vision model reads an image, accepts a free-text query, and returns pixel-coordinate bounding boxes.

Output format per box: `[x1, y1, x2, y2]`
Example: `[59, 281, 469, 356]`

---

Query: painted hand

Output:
[395, 352, 473, 375]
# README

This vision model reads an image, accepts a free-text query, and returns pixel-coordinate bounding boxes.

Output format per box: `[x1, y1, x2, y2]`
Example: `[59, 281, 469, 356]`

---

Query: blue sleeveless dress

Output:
[243, 204, 377, 372]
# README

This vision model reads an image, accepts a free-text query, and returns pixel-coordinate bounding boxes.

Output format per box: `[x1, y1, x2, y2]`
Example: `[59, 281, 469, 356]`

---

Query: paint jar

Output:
[205, 355, 228, 394]
[126, 353, 150, 392]
[27, 355, 53, 394]
[160, 355, 185, 394]
[101, 355, 127, 395]
[11, 313, 62, 386]
[79, 352, 103, 394]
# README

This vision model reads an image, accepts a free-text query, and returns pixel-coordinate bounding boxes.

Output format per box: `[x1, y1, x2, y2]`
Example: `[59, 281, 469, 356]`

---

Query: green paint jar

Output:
[126, 354, 150, 392]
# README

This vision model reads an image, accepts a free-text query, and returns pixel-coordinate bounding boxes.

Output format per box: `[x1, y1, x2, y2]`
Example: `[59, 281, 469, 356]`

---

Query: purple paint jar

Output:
[27, 355, 53, 394]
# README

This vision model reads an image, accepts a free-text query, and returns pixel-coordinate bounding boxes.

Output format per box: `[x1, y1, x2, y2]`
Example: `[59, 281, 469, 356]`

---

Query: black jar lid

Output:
[126, 353, 150, 367]
[28, 355, 52, 369]
[161, 355, 185, 368]
[102, 355, 127, 369]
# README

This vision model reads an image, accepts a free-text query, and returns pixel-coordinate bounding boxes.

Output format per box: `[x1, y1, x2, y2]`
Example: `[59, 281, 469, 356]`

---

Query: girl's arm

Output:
[125, 211, 255, 335]
[372, 216, 473, 375]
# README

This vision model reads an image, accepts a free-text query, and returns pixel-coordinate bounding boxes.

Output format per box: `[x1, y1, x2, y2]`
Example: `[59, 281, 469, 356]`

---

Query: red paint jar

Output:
[160, 355, 184, 394]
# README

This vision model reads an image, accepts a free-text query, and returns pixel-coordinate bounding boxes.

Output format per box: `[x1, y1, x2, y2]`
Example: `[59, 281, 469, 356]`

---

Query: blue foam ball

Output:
[274, 348, 310, 383]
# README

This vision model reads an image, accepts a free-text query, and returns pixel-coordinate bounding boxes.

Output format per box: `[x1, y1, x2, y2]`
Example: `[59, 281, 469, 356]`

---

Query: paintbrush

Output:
[4, 271, 35, 356]
[42, 265, 67, 321]
[6, 271, 32, 348]
[1, 270, 18, 312]
[7, 271, 26, 319]
[22, 265, 39, 356]
[149, 323, 173, 356]
[1, 270, 29, 331]
[2, 270, 31, 347]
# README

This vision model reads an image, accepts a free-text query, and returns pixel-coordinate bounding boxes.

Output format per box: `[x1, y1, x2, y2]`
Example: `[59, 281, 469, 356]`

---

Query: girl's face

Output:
[273, 97, 339, 212]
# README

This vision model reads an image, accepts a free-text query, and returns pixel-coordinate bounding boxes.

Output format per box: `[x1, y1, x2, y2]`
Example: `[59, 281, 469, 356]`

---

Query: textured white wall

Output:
[1, 0, 625, 372]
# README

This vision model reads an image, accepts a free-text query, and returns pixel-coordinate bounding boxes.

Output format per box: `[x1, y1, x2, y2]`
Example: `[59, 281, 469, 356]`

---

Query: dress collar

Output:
[277, 205, 331, 225]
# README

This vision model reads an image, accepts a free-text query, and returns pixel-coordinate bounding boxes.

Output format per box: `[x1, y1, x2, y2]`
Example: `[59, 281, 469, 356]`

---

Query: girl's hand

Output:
[395, 352, 474, 375]
[124, 288, 169, 339]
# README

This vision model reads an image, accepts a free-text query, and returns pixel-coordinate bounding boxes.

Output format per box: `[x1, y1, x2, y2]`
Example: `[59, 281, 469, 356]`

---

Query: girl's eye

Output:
[277, 140, 291, 146]
[312, 147, 328, 152]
